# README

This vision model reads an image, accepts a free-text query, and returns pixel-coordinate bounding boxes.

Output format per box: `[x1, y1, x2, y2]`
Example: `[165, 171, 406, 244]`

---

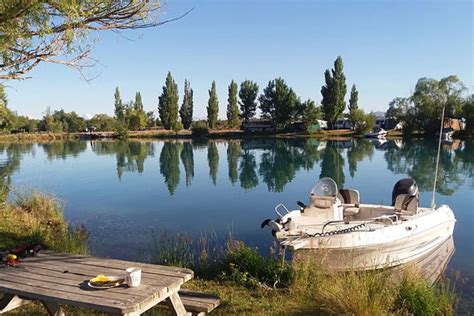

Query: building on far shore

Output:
[240, 119, 276, 133]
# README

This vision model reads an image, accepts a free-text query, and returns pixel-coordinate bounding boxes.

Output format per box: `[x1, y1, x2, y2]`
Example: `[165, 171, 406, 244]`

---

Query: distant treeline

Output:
[1, 56, 473, 136]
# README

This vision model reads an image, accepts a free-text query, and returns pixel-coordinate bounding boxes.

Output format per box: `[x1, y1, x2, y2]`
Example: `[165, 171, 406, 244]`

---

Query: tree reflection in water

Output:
[0, 138, 469, 197]
[0, 143, 34, 201]
[180, 142, 194, 187]
[207, 142, 219, 185]
[226, 140, 240, 185]
[320, 141, 345, 188]
[384, 139, 464, 195]
[159, 141, 182, 195]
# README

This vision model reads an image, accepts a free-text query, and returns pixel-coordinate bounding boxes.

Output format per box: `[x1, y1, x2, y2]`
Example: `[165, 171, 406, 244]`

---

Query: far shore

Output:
[0, 128, 471, 142]
[0, 128, 409, 141]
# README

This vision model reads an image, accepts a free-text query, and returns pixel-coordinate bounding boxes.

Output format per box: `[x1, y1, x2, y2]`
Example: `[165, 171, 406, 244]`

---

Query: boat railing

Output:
[275, 203, 291, 218]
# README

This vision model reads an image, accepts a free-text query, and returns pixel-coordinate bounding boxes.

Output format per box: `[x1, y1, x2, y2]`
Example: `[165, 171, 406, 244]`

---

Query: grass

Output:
[0, 195, 457, 315]
[0, 191, 88, 254]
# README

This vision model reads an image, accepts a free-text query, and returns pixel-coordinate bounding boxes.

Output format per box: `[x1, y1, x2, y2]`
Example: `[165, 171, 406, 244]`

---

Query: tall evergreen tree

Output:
[259, 78, 298, 128]
[134, 92, 144, 112]
[226, 80, 240, 128]
[114, 87, 124, 121]
[321, 56, 347, 129]
[239, 80, 259, 123]
[179, 79, 194, 129]
[348, 84, 359, 113]
[158, 72, 179, 130]
[207, 81, 219, 128]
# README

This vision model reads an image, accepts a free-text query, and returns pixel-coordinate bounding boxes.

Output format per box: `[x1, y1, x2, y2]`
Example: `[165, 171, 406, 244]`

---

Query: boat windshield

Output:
[311, 177, 338, 197]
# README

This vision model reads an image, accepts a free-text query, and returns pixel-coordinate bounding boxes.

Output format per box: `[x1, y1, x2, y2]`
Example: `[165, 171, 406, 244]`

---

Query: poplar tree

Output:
[179, 80, 193, 129]
[207, 81, 219, 128]
[135, 92, 144, 112]
[321, 56, 347, 129]
[226, 80, 240, 128]
[348, 84, 359, 113]
[114, 87, 124, 121]
[239, 80, 259, 123]
[158, 72, 179, 130]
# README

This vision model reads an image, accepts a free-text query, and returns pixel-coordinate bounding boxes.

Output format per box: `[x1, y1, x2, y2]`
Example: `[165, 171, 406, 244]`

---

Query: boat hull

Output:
[281, 205, 455, 271]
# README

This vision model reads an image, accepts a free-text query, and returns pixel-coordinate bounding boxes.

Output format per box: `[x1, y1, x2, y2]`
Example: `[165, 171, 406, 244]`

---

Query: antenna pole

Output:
[431, 104, 446, 209]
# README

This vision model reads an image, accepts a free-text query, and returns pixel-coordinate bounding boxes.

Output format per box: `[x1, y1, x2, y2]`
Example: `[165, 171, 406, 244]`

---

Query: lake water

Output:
[1, 138, 473, 309]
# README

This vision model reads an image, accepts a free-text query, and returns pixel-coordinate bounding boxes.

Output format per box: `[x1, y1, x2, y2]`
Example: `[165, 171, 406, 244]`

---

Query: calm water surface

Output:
[1, 138, 473, 308]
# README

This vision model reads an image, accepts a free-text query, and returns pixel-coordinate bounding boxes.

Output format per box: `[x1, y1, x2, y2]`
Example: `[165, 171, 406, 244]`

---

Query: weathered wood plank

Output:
[41, 301, 65, 316]
[0, 279, 127, 314]
[41, 251, 193, 279]
[167, 292, 187, 316]
[0, 251, 193, 315]
[22, 255, 192, 284]
[18, 260, 185, 287]
[0, 268, 150, 302]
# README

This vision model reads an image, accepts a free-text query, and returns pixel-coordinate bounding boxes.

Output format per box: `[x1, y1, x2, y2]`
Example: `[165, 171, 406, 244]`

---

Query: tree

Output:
[386, 97, 410, 121]
[350, 109, 376, 135]
[179, 79, 193, 129]
[88, 114, 116, 131]
[239, 80, 259, 124]
[0, 1, 191, 80]
[226, 80, 240, 128]
[134, 92, 144, 112]
[302, 99, 321, 127]
[463, 94, 474, 132]
[348, 84, 359, 113]
[259, 78, 298, 128]
[158, 72, 179, 130]
[0, 85, 15, 132]
[114, 87, 124, 121]
[207, 81, 219, 128]
[146, 111, 156, 129]
[321, 56, 347, 129]
[410, 76, 466, 132]
[126, 92, 146, 130]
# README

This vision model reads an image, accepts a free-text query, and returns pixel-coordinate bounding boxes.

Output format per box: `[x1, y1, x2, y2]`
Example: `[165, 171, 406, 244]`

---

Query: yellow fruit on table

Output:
[6, 254, 17, 261]
[90, 274, 109, 283]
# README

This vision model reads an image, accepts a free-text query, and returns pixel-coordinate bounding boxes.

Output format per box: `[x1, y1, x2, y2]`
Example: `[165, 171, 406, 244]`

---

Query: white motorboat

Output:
[261, 177, 456, 271]
[364, 127, 388, 138]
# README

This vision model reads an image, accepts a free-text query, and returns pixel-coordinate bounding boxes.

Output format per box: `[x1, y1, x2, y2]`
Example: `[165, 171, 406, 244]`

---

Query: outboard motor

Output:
[392, 178, 419, 206]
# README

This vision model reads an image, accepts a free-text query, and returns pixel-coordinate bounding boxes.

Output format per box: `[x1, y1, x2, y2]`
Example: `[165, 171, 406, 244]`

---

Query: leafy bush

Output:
[191, 120, 209, 137]
[220, 241, 292, 289]
[349, 108, 376, 135]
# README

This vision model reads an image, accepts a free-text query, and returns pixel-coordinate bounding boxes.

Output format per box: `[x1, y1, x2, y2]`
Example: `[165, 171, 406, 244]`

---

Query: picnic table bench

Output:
[0, 251, 219, 315]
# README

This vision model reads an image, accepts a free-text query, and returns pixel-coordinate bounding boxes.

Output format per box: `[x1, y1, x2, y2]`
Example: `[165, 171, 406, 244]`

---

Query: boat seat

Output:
[394, 194, 419, 215]
[303, 195, 336, 218]
[339, 189, 360, 217]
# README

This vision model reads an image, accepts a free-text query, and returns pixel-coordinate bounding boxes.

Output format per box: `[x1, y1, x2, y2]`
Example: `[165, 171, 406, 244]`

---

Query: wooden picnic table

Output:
[0, 251, 194, 315]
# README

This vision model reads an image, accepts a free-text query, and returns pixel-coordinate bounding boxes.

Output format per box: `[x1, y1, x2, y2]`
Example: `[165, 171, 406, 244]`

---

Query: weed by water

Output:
[0, 191, 88, 254]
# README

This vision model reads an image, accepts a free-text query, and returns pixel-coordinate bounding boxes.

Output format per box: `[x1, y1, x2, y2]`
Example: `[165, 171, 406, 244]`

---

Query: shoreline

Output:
[0, 128, 470, 142]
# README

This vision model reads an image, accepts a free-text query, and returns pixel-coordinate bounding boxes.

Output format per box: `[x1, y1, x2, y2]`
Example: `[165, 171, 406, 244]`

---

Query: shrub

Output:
[349, 108, 376, 135]
[220, 241, 292, 289]
[191, 120, 209, 137]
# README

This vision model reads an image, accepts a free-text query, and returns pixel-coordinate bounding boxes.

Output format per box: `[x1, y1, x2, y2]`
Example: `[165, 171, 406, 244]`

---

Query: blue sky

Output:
[6, 0, 473, 119]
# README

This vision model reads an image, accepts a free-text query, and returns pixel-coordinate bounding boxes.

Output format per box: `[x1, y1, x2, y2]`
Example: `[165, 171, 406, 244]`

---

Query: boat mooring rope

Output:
[306, 222, 368, 237]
